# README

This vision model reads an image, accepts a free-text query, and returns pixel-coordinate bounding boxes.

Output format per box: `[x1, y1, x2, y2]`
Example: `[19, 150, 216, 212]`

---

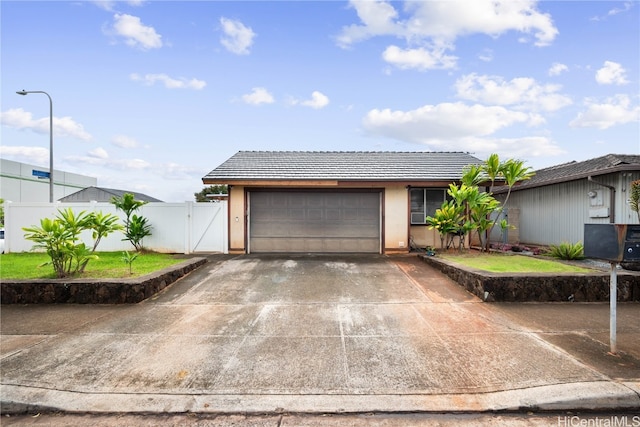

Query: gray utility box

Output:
[584, 224, 640, 262]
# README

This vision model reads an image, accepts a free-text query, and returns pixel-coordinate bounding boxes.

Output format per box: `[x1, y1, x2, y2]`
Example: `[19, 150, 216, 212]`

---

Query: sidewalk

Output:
[1, 255, 639, 415]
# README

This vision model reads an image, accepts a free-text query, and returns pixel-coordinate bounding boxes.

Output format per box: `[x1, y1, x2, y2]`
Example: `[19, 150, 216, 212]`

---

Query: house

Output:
[492, 154, 640, 246]
[58, 186, 163, 203]
[202, 151, 482, 254]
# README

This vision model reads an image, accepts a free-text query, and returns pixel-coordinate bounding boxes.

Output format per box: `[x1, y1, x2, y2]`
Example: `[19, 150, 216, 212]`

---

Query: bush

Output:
[548, 242, 584, 260]
[22, 208, 122, 278]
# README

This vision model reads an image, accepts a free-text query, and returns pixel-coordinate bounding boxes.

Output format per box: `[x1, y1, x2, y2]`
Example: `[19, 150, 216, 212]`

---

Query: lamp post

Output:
[16, 90, 54, 203]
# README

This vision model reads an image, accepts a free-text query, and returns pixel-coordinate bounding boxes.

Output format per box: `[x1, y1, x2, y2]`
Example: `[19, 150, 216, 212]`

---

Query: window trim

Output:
[410, 188, 448, 225]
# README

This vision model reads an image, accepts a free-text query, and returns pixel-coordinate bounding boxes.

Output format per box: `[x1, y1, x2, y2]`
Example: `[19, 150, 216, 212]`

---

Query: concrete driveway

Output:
[1, 254, 638, 413]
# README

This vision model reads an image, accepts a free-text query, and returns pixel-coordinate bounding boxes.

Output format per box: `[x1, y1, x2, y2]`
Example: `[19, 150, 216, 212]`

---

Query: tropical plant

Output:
[126, 214, 152, 251]
[426, 201, 466, 249]
[476, 154, 535, 252]
[469, 192, 501, 248]
[630, 179, 640, 223]
[499, 158, 536, 209]
[22, 208, 121, 277]
[111, 193, 152, 251]
[460, 164, 485, 187]
[548, 242, 585, 260]
[121, 251, 139, 275]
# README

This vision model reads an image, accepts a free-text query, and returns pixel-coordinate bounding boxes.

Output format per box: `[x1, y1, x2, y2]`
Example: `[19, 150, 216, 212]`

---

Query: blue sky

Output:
[1, 1, 638, 202]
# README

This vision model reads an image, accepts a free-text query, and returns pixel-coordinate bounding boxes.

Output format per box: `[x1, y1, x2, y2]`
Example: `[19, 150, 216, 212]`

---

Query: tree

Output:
[465, 154, 534, 251]
[0, 198, 4, 227]
[195, 185, 228, 202]
[111, 193, 152, 251]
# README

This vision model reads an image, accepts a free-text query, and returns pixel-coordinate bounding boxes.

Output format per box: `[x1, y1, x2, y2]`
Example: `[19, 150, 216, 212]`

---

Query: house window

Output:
[410, 188, 448, 224]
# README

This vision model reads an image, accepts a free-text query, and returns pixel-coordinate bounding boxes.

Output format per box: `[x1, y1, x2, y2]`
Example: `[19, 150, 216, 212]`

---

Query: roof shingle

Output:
[497, 154, 640, 193]
[203, 151, 482, 182]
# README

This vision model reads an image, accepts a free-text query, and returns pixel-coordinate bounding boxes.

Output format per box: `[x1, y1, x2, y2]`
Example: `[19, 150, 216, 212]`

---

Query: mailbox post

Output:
[584, 224, 640, 355]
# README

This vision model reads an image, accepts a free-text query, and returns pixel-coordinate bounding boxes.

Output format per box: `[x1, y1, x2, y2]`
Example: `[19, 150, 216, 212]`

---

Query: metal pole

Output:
[16, 90, 54, 202]
[609, 262, 617, 355]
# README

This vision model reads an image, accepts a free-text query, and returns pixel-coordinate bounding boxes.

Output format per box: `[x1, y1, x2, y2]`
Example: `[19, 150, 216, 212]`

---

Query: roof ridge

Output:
[236, 150, 472, 154]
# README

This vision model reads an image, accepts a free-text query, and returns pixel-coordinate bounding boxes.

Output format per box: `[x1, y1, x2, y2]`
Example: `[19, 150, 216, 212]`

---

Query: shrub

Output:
[548, 242, 584, 260]
[22, 208, 122, 277]
[111, 193, 152, 251]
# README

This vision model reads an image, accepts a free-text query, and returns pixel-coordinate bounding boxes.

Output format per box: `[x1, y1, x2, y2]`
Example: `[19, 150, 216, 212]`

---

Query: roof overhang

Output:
[202, 178, 461, 187]
[493, 164, 639, 194]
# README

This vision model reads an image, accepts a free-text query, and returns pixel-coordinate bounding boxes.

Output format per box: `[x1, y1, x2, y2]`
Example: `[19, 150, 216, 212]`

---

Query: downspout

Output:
[588, 176, 616, 223]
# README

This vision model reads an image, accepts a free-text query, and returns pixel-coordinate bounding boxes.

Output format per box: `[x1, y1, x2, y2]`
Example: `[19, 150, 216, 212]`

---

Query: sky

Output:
[1, 1, 639, 202]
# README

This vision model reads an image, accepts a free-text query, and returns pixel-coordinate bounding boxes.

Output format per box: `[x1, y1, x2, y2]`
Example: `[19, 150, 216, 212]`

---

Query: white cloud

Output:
[337, 0, 558, 70]
[66, 153, 151, 170]
[220, 17, 255, 55]
[111, 134, 140, 149]
[111, 13, 162, 50]
[0, 145, 50, 165]
[382, 45, 457, 70]
[455, 73, 572, 112]
[154, 162, 203, 180]
[88, 147, 109, 159]
[242, 87, 274, 105]
[92, 1, 144, 11]
[595, 61, 629, 85]
[478, 48, 493, 62]
[335, 0, 402, 48]
[591, 1, 633, 21]
[548, 63, 568, 76]
[569, 95, 640, 129]
[300, 91, 330, 109]
[362, 102, 541, 142]
[130, 73, 206, 90]
[0, 108, 92, 141]
[361, 103, 563, 158]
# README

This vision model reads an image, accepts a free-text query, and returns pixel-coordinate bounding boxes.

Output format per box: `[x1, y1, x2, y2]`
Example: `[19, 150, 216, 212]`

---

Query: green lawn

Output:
[439, 252, 594, 273]
[0, 252, 185, 279]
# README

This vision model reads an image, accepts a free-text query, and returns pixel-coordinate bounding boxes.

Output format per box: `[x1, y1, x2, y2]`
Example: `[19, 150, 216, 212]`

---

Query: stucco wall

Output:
[384, 185, 409, 252]
[228, 186, 246, 252]
[226, 184, 421, 253]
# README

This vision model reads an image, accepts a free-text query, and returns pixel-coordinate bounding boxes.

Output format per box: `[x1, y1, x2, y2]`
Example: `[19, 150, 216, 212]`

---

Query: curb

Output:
[2, 381, 639, 415]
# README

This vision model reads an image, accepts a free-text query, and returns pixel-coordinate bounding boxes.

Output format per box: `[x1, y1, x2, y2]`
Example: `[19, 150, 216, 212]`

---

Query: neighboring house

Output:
[58, 186, 163, 203]
[0, 158, 97, 202]
[493, 154, 640, 246]
[203, 151, 482, 254]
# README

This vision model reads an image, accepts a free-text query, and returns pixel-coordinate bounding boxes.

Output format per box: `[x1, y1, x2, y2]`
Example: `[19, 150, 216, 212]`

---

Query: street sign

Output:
[32, 169, 50, 179]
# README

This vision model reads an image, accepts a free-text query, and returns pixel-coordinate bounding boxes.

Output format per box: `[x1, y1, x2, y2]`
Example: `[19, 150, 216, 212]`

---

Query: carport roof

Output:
[203, 151, 482, 183]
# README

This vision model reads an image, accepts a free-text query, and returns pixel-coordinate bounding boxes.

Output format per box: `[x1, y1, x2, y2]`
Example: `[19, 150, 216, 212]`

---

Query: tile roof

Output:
[498, 154, 640, 193]
[59, 186, 163, 203]
[203, 151, 483, 182]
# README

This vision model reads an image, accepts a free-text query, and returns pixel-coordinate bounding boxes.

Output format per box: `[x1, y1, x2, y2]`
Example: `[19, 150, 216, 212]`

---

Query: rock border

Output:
[418, 254, 640, 302]
[0, 258, 207, 304]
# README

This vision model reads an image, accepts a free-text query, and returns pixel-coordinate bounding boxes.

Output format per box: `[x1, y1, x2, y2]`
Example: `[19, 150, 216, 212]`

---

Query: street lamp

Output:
[16, 90, 54, 203]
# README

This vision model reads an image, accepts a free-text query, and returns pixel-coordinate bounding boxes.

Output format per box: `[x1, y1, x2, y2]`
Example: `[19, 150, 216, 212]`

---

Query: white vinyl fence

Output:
[2, 201, 228, 254]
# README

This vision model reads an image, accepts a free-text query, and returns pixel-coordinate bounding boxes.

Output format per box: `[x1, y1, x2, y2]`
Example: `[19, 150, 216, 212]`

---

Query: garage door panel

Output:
[249, 191, 381, 253]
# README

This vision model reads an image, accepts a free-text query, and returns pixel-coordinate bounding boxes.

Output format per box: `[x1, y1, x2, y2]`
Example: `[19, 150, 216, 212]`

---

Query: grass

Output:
[0, 251, 185, 280]
[439, 252, 594, 273]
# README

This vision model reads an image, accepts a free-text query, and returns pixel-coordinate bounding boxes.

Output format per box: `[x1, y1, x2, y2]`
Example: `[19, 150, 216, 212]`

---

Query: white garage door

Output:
[249, 191, 381, 253]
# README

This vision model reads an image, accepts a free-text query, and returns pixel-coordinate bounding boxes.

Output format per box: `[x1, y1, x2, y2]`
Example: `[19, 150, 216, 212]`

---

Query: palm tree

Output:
[483, 157, 535, 251]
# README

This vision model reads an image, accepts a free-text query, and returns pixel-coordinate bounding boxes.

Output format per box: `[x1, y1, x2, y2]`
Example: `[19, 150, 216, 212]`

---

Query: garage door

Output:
[249, 191, 381, 253]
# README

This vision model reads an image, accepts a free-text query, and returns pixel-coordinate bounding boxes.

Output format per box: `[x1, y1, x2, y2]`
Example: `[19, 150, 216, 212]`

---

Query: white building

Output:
[0, 158, 97, 202]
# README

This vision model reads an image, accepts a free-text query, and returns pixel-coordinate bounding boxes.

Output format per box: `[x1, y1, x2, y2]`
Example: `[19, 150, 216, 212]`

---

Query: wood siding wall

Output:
[498, 172, 639, 246]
